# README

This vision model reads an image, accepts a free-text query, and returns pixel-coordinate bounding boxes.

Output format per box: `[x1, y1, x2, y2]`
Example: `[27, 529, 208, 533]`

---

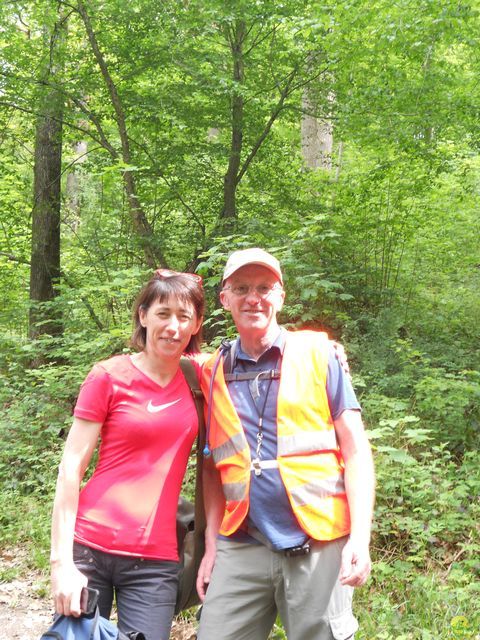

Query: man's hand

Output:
[339, 537, 371, 587]
[334, 410, 375, 588]
[51, 561, 88, 617]
[196, 546, 217, 602]
[196, 458, 225, 601]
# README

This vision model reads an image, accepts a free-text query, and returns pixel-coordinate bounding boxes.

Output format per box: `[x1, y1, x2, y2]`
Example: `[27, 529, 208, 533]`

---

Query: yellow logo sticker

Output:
[451, 616, 474, 638]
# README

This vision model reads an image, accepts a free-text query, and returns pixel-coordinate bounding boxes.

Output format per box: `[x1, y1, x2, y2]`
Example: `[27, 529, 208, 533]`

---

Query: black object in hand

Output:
[80, 586, 99, 615]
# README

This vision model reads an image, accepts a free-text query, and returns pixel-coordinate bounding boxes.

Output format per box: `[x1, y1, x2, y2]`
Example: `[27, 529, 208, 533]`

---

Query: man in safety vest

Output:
[196, 248, 375, 640]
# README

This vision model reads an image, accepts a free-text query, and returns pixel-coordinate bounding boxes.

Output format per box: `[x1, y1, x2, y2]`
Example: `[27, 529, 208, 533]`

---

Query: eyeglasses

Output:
[222, 283, 282, 298]
[155, 269, 203, 285]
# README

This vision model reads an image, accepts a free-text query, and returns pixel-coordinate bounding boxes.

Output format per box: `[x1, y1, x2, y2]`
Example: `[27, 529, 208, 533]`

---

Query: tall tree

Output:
[301, 88, 334, 170]
[76, 0, 166, 269]
[221, 19, 245, 229]
[29, 5, 67, 339]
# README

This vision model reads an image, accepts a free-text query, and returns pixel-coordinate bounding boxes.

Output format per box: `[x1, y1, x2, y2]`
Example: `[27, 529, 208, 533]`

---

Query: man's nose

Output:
[245, 287, 262, 303]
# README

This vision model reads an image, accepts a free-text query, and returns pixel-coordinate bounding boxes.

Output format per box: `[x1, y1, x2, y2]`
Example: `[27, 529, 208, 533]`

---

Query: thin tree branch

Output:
[127, 137, 206, 236]
[60, 270, 105, 330]
[67, 93, 118, 158]
[0, 251, 104, 330]
[76, 0, 165, 268]
[235, 69, 297, 185]
[0, 251, 30, 265]
[244, 23, 278, 57]
[76, 2, 128, 157]
[0, 66, 118, 157]
[0, 99, 115, 151]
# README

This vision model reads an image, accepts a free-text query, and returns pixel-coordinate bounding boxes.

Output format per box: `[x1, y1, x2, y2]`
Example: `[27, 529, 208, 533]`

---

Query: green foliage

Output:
[356, 568, 480, 639]
[0, 2, 479, 637]
[415, 370, 480, 453]
[268, 619, 287, 640]
[0, 491, 51, 556]
[373, 443, 478, 564]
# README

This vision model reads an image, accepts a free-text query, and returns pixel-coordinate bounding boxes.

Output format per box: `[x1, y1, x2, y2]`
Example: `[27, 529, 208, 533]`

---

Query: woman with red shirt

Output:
[50, 269, 204, 640]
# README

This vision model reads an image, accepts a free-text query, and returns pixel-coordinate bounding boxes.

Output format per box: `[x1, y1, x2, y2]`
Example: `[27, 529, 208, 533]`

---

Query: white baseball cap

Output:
[222, 248, 283, 284]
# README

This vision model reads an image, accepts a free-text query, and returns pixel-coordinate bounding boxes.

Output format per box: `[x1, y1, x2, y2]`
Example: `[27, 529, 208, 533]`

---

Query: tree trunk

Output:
[29, 15, 65, 340]
[301, 89, 333, 170]
[65, 139, 88, 227]
[221, 21, 246, 231]
[77, 0, 165, 269]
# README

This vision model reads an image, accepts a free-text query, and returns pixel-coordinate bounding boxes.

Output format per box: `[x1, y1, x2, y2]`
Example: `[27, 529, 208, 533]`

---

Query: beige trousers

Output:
[197, 536, 358, 640]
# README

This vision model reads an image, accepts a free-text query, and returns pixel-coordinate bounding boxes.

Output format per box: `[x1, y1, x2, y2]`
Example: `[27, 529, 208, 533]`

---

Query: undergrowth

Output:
[1, 329, 478, 639]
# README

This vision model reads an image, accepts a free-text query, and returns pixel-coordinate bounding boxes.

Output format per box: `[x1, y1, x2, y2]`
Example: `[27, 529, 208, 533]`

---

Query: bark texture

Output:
[29, 17, 65, 340]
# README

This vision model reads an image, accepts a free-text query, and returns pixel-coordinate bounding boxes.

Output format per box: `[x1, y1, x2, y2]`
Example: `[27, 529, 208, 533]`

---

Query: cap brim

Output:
[223, 261, 282, 283]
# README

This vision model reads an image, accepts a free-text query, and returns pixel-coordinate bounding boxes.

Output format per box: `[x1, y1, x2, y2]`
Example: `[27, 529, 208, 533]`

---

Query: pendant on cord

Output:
[253, 428, 264, 476]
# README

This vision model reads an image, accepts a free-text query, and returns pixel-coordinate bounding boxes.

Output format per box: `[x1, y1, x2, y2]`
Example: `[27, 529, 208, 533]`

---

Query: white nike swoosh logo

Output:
[147, 399, 181, 413]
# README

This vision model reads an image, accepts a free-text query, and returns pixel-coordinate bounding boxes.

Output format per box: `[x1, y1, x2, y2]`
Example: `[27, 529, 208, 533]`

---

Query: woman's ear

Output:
[193, 316, 203, 335]
[138, 307, 147, 328]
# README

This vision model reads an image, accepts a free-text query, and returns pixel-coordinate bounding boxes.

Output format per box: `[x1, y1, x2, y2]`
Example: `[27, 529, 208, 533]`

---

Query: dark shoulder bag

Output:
[176, 358, 206, 614]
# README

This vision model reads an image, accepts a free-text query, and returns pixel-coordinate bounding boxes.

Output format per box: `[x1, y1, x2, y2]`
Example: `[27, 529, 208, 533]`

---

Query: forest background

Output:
[0, 1, 479, 638]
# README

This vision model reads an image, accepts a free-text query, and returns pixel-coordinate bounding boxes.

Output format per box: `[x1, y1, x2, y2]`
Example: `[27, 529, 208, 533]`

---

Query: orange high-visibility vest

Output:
[201, 330, 351, 541]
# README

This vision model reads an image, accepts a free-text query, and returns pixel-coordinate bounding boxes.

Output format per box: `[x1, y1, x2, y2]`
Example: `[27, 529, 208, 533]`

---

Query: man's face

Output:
[220, 264, 285, 338]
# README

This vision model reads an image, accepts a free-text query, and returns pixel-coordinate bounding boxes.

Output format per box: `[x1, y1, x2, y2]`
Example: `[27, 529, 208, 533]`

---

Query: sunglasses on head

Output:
[154, 268, 203, 285]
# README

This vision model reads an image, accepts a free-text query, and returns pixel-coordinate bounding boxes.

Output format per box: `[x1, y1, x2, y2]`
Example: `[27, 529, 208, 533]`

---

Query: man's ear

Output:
[220, 290, 230, 311]
[276, 288, 285, 312]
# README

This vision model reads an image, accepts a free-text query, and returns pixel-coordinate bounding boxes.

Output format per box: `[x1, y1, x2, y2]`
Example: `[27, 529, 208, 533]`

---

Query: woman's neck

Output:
[131, 350, 179, 387]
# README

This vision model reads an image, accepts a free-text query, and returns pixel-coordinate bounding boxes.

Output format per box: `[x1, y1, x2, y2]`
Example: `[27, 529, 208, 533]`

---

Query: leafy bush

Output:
[356, 567, 480, 639]
[414, 369, 480, 453]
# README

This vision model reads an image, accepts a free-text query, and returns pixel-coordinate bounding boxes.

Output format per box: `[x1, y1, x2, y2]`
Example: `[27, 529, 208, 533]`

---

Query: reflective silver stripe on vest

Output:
[212, 432, 248, 464]
[223, 481, 248, 502]
[277, 431, 338, 457]
[250, 459, 279, 471]
[289, 476, 345, 506]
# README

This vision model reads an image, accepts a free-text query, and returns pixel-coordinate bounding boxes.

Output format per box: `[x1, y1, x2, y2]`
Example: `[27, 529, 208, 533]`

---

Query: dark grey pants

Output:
[73, 542, 180, 640]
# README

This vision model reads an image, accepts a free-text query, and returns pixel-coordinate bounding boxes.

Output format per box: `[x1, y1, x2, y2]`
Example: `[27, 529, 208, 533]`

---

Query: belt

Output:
[247, 525, 313, 557]
[284, 539, 313, 557]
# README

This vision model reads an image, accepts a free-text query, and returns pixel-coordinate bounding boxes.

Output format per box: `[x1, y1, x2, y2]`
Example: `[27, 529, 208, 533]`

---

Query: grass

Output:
[1, 497, 478, 640]
[264, 567, 480, 639]
[354, 567, 480, 639]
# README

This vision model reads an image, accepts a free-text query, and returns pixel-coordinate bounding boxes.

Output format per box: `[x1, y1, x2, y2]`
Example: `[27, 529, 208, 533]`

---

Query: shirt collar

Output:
[235, 327, 286, 365]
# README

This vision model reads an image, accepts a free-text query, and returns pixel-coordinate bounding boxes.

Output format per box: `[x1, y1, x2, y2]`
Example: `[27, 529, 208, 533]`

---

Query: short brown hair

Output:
[131, 270, 204, 353]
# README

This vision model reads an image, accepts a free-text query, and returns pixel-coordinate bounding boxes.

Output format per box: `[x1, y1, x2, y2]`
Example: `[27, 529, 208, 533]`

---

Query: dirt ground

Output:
[0, 547, 52, 640]
[0, 548, 197, 640]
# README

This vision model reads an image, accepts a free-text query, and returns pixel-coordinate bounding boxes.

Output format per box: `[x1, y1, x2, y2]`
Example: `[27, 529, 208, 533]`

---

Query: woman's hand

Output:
[51, 560, 88, 617]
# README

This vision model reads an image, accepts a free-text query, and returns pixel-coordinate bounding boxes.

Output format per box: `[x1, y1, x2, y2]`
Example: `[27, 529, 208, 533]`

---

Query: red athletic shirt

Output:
[73, 354, 201, 561]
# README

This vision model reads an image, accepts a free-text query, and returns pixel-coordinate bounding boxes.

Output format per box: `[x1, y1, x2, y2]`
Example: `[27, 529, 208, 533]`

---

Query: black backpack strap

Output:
[224, 370, 280, 382]
[179, 356, 206, 526]
[176, 357, 207, 613]
[222, 338, 280, 383]
[180, 357, 204, 402]
[221, 338, 237, 376]
[180, 356, 205, 456]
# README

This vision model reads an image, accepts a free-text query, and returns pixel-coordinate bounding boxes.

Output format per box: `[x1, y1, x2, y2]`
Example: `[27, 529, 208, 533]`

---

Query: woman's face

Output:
[139, 296, 201, 360]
